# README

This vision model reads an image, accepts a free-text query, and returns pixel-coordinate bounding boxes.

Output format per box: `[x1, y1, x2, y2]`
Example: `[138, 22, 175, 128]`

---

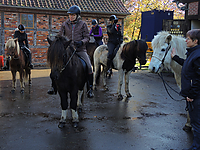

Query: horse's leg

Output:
[117, 69, 124, 100]
[28, 69, 31, 85]
[93, 63, 100, 91]
[58, 92, 68, 128]
[70, 90, 79, 128]
[125, 71, 132, 97]
[102, 65, 108, 91]
[11, 70, 16, 92]
[77, 90, 83, 113]
[19, 70, 25, 93]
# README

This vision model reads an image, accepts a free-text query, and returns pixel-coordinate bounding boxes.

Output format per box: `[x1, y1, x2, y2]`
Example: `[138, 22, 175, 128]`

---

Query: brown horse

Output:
[5, 38, 31, 93]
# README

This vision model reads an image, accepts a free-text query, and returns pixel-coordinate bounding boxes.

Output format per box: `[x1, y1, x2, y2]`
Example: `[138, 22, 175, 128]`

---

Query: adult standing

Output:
[171, 29, 200, 150]
[89, 19, 103, 46]
[47, 5, 94, 98]
[106, 15, 123, 74]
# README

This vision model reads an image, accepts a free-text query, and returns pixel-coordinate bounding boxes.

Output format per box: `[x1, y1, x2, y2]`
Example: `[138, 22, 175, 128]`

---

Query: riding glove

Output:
[74, 41, 83, 48]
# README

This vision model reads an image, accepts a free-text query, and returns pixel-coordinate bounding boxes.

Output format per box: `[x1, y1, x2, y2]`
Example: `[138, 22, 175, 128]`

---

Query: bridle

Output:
[60, 45, 76, 73]
[7, 47, 20, 60]
[152, 43, 171, 67]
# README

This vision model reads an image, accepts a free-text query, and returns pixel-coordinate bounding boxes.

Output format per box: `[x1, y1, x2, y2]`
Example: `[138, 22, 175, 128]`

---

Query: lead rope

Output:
[158, 72, 185, 101]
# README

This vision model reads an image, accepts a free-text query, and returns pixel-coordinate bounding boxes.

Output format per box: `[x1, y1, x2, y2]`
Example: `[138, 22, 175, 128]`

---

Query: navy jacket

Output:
[173, 45, 200, 99]
[107, 23, 123, 45]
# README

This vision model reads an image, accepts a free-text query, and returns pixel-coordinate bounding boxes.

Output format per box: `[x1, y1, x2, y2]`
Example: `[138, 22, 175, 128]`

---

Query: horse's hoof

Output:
[11, 89, 15, 93]
[117, 94, 123, 101]
[104, 86, 109, 91]
[78, 108, 82, 113]
[73, 122, 79, 128]
[183, 125, 192, 132]
[126, 93, 132, 98]
[20, 90, 24, 94]
[58, 122, 66, 128]
[94, 87, 97, 91]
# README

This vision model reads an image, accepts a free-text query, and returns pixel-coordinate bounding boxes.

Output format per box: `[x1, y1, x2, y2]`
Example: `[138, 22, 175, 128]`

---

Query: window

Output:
[20, 14, 34, 28]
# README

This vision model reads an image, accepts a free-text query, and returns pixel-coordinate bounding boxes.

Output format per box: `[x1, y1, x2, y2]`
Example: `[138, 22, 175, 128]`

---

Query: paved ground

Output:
[0, 68, 193, 150]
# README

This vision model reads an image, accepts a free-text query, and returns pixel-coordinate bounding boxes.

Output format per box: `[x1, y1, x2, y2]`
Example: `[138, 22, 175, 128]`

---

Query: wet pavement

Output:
[0, 68, 193, 150]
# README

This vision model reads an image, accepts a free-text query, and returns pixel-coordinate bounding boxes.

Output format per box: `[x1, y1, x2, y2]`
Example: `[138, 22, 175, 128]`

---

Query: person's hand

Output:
[186, 97, 193, 102]
[171, 48, 176, 58]
[74, 41, 83, 48]
[91, 33, 94, 36]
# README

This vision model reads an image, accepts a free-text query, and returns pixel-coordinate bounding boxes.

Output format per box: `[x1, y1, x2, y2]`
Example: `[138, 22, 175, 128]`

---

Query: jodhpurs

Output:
[76, 51, 93, 74]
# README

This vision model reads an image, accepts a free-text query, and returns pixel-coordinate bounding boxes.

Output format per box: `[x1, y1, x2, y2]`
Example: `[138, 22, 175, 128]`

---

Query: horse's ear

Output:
[64, 40, 72, 49]
[166, 35, 172, 44]
[47, 37, 52, 45]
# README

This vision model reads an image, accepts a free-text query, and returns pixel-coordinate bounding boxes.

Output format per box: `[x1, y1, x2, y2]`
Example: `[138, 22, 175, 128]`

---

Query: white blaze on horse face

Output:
[149, 43, 169, 73]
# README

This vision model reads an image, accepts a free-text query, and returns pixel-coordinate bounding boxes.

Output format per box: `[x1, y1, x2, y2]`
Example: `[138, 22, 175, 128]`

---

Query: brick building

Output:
[0, 0, 130, 66]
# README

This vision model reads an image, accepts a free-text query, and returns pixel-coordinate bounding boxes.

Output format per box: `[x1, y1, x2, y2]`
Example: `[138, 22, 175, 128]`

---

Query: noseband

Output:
[152, 43, 171, 67]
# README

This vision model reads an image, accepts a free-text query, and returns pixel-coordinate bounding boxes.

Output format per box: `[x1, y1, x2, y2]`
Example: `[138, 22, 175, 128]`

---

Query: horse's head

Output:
[148, 31, 174, 73]
[47, 35, 72, 70]
[136, 39, 148, 65]
[5, 38, 20, 57]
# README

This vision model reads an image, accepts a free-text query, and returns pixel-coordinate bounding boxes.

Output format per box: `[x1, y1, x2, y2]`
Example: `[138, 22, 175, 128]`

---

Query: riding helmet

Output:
[18, 24, 25, 31]
[67, 5, 81, 15]
[92, 19, 98, 25]
[109, 15, 118, 21]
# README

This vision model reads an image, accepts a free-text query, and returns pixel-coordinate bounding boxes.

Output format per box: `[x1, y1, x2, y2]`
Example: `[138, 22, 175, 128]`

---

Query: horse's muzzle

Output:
[140, 60, 147, 65]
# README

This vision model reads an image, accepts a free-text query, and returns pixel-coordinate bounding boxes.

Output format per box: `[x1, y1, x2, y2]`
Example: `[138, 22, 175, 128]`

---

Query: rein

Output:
[60, 46, 76, 73]
[158, 72, 185, 101]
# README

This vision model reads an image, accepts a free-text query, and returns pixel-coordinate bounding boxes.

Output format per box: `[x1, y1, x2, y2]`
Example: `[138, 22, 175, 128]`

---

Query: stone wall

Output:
[0, 12, 123, 66]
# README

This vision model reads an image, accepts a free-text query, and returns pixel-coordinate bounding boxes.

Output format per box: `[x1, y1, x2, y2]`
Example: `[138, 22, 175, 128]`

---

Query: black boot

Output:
[87, 73, 94, 98]
[47, 75, 57, 95]
[24, 47, 33, 69]
[27, 51, 33, 69]
[47, 87, 57, 95]
[2, 57, 10, 70]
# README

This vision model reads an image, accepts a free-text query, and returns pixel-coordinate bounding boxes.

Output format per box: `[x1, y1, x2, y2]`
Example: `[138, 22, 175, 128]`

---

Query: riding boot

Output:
[2, 56, 10, 70]
[87, 73, 94, 98]
[47, 73, 57, 95]
[27, 51, 34, 69]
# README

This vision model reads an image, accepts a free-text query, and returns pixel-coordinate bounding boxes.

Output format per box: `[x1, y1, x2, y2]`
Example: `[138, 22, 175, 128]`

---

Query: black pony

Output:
[47, 35, 87, 128]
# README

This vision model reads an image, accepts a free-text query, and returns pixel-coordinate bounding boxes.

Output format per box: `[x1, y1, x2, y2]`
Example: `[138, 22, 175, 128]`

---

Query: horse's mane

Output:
[121, 40, 137, 60]
[152, 31, 186, 59]
[47, 35, 77, 69]
[5, 38, 20, 55]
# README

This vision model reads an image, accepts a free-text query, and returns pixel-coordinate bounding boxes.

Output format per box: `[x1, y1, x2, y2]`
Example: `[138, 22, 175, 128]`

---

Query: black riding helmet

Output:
[18, 24, 25, 31]
[67, 5, 81, 15]
[92, 19, 98, 25]
[109, 15, 118, 23]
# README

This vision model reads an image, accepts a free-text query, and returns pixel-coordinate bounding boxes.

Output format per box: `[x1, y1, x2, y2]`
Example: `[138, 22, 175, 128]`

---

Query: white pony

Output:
[93, 40, 148, 100]
[148, 31, 191, 131]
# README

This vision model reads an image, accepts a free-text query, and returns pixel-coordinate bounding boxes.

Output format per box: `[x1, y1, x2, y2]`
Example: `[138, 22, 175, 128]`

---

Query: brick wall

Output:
[0, 12, 123, 66]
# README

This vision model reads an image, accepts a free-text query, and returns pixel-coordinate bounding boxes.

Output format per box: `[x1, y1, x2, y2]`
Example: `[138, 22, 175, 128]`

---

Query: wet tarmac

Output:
[0, 68, 193, 150]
